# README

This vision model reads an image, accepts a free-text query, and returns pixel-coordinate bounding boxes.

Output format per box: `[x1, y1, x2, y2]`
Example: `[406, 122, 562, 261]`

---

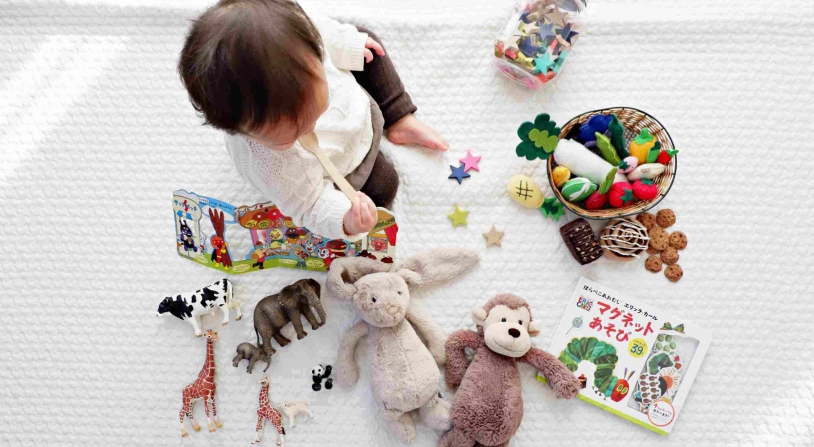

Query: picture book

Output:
[539, 277, 711, 435]
[172, 189, 398, 274]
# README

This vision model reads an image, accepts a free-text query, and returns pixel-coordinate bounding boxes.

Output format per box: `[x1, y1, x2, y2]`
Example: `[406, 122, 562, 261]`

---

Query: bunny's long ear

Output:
[327, 256, 391, 299]
[394, 248, 479, 287]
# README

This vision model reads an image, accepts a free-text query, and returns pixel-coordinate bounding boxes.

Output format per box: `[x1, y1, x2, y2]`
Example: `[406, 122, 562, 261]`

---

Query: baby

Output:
[178, 0, 447, 239]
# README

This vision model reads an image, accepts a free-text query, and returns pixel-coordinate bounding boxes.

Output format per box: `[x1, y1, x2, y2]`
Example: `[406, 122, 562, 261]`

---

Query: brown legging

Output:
[349, 26, 415, 209]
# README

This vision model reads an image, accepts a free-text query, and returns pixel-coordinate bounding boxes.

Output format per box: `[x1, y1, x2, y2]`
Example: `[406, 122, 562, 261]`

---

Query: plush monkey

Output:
[439, 294, 581, 447]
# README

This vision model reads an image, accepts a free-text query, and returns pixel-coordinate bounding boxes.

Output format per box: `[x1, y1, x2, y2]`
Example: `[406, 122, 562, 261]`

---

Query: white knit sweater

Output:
[225, 13, 373, 240]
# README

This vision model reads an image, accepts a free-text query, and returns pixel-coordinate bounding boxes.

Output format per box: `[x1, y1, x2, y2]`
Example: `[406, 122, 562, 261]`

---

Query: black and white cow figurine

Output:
[156, 278, 242, 336]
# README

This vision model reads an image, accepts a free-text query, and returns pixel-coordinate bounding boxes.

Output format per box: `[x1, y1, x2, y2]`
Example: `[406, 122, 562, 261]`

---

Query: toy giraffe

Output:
[179, 330, 222, 437]
[253, 376, 285, 446]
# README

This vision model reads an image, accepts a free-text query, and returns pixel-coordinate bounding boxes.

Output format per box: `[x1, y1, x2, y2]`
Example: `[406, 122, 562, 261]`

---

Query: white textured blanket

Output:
[1, 0, 812, 446]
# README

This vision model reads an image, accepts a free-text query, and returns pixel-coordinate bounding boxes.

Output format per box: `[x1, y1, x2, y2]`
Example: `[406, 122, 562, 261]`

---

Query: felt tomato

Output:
[633, 179, 659, 201]
[584, 191, 608, 210]
[608, 182, 635, 208]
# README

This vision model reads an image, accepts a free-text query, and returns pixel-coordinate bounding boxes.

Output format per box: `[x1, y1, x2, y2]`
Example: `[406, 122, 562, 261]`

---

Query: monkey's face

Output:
[479, 305, 534, 358]
[352, 273, 410, 328]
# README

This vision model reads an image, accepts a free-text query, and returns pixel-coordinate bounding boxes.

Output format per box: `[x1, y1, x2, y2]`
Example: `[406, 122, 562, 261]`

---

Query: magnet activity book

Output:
[539, 277, 710, 435]
[172, 190, 398, 274]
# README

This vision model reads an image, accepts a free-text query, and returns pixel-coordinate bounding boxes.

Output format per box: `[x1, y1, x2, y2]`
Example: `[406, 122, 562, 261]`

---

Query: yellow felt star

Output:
[514, 52, 535, 70]
[483, 226, 504, 248]
[448, 205, 469, 228]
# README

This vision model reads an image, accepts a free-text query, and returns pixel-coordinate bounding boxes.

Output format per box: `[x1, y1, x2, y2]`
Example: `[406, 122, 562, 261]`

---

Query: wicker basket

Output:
[548, 107, 677, 220]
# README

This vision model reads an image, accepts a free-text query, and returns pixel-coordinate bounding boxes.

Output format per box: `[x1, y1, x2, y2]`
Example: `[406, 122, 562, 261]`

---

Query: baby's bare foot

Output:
[387, 114, 449, 151]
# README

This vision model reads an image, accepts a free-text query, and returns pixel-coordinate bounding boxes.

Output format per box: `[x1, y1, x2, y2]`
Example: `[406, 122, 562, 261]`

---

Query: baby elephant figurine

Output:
[233, 342, 272, 374]
[254, 279, 325, 355]
[278, 402, 313, 428]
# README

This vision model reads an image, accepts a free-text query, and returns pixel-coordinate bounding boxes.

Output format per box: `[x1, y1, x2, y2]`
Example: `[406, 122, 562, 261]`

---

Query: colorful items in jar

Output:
[494, 0, 585, 88]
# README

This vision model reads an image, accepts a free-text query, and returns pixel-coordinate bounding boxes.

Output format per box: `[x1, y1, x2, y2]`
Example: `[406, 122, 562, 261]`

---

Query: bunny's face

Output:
[352, 273, 410, 328]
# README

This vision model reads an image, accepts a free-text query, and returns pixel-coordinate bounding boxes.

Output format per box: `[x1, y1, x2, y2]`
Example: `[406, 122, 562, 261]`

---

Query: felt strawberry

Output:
[584, 191, 608, 210]
[657, 148, 679, 165]
[608, 182, 635, 208]
[632, 179, 659, 201]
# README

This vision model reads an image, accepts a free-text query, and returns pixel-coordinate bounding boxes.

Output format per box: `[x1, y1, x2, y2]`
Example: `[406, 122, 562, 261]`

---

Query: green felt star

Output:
[532, 51, 555, 74]
[516, 113, 561, 161]
[540, 197, 565, 221]
[621, 189, 635, 205]
[634, 128, 655, 145]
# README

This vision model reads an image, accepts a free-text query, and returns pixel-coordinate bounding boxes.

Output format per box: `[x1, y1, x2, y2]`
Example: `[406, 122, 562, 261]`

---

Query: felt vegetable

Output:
[540, 197, 565, 221]
[632, 179, 659, 201]
[617, 156, 638, 174]
[516, 113, 561, 160]
[595, 132, 621, 166]
[551, 166, 571, 188]
[554, 139, 627, 195]
[577, 114, 612, 144]
[609, 115, 628, 158]
[657, 148, 679, 165]
[507, 174, 544, 209]
[627, 163, 666, 181]
[646, 141, 662, 163]
[628, 128, 656, 164]
[561, 177, 597, 202]
[584, 191, 608, 210]
[608, 182, 635, 208]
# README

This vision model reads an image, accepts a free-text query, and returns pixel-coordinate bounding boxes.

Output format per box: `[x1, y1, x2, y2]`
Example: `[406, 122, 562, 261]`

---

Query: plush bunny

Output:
[327, 248, 479, 444]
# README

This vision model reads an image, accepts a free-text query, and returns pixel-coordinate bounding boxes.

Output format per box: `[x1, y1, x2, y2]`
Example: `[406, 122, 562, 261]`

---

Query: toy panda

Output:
[311, 364, 333, 391]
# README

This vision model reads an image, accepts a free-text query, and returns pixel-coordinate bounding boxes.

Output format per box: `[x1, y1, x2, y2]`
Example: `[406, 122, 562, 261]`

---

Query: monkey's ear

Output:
[528, 320, 542, 337]
[471, 306, 488, 326]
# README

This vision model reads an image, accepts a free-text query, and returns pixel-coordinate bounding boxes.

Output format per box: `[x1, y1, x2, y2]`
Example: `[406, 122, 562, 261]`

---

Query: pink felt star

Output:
[459, 150, 482, 172]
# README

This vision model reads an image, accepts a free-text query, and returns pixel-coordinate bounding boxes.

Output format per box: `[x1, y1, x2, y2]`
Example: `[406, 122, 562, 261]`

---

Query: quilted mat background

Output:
[1, 0, 812, 445]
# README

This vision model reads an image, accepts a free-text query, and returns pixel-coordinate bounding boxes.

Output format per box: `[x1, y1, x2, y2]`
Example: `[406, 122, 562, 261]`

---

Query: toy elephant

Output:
[327, 248, 479, 443]
[254, 279, 325, 355]
[233, 342, 272, 374]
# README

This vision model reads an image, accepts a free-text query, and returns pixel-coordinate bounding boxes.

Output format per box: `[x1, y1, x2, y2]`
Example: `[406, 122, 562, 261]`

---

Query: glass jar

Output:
[494, 0, 587, 89]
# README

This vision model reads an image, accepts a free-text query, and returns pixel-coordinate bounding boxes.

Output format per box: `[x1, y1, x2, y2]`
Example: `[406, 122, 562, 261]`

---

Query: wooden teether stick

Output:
[299, 132, 358, 202]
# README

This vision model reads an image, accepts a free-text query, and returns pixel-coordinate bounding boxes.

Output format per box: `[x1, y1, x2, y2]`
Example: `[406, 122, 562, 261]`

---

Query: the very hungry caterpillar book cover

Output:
[539, 277, 711, 435]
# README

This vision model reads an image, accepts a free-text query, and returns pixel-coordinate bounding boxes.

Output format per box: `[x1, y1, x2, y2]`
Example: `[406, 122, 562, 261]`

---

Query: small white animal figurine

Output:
[278, 402, 313, 428]
[157, 278, 242, 337]
[254, 376, 285, 446]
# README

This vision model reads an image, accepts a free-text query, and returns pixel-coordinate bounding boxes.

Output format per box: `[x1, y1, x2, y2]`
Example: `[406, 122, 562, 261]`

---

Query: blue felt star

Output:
[448, 164, 471, 184]
[518, 34, 544, 58]
[539, 22, 554, 38]
[533, 51, 555, 74]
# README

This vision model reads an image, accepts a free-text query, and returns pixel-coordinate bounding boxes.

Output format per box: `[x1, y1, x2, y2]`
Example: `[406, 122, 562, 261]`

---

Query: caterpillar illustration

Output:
[558, 337, 632, 402]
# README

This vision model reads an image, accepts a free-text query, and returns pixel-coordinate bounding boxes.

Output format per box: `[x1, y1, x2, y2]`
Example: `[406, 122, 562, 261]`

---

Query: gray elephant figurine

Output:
[233, 342, 272, 374]
[254, 279, 325, 355]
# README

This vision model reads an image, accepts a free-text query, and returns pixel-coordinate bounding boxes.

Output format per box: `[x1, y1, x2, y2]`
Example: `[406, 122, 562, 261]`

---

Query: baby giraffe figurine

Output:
[253, 376, 286, 446]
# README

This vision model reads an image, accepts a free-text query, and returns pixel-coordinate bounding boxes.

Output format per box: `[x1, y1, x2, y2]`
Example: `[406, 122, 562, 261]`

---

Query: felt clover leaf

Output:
[516, 113, 561, 161]
[540, 197, 565, 221]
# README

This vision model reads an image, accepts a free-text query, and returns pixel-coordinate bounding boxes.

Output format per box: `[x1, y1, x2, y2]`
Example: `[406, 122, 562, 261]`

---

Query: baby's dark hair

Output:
[178, 0, 323, 135]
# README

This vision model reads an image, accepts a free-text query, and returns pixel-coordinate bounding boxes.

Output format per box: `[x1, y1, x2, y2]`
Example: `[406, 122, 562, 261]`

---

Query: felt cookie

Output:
[636, 212, 657, 230]
[656, 209, 676, 228]
[645, 256, 663, 273]
[669, 231, 687, 250]
[661, 247, 679, 265]
[665, 264, 683, 282]
[649, 227, 669, 251]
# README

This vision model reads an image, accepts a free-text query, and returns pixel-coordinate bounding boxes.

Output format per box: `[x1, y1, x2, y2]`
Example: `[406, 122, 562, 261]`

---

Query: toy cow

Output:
[157, 278, 242, 337]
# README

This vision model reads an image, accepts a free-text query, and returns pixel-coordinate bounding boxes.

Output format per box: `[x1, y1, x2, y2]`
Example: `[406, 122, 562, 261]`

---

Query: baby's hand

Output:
[364, 37, 385, 63]
[343, 193, 378, 235]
